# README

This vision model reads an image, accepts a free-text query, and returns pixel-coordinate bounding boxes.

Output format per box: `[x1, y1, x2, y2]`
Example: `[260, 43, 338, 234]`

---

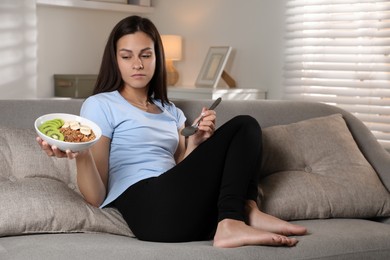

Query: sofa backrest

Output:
[0, 98, 388, 191]
[0, 98, 371, 129]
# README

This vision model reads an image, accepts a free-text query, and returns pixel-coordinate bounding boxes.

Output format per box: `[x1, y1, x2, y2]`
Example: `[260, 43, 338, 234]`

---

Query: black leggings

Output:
[114, 115, 262, 242]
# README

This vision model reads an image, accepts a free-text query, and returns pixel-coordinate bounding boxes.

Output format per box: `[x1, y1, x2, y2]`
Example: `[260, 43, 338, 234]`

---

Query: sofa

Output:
[0, 98, 389, 260]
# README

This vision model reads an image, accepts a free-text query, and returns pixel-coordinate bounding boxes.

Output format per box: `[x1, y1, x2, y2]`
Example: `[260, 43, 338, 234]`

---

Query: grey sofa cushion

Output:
[0, 127, 133, 237]
[259, 114, 390, 220]
[1, 219, 389, 260]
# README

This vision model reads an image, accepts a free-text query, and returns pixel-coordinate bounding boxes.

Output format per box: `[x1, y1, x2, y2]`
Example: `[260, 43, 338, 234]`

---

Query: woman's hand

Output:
[188, 107, 217, 147]
[36, 136, 79, 159]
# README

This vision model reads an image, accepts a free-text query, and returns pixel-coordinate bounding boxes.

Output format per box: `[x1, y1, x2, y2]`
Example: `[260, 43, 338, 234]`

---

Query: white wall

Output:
[151, 0, 287, 99]
[0, 0, 37, 99]
[36, 0, 287, 99]
[36, 6, 131, 97]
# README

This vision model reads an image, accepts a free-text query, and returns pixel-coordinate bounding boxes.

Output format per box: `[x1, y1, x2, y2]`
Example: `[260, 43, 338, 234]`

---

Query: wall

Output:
[0, 0, 37, 99]
[36, 0, 287, 99]
[36, 5, 132, 97]
[151, 0, 287, 99]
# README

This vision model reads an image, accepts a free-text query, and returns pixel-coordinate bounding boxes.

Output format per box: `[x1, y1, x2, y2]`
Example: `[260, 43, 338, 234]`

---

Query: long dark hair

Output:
[93, 15, 169, 104]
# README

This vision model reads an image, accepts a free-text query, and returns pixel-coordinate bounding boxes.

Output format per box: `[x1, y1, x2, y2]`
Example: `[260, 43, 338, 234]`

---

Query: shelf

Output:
[168, 86, 267, 100]
[36, 0, 154, 14]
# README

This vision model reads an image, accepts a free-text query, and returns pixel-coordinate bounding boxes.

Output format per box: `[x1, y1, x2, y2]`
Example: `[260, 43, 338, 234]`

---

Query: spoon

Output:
[181, 97, 222, 137]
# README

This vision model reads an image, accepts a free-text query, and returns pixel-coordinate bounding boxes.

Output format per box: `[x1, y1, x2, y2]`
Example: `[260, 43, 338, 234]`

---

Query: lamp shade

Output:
[161, 35, 182, 61]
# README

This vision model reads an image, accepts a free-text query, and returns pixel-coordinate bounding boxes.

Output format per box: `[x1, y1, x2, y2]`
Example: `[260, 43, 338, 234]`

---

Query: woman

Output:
[37, 15, 306, 248]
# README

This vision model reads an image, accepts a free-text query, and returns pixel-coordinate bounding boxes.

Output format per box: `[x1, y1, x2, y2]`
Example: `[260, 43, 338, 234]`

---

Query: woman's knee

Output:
[231, 115, 262, 134]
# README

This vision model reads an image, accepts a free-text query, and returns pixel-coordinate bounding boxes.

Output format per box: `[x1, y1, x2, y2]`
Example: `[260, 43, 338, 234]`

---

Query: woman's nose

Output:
[133, 58, 144, 70]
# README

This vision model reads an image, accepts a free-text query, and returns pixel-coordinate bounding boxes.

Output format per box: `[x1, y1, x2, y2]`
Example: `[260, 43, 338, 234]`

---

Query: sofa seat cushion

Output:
[259, 114, 390, 220]
[0, 219, 389, 260]
[0, 127, 133, 237]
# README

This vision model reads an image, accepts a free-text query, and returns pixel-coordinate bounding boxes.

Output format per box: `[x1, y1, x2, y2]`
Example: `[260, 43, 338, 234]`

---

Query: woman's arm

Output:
[174, 126, 187, 164]
[37, 136, 110, 207]
[76, 136, 110, 207]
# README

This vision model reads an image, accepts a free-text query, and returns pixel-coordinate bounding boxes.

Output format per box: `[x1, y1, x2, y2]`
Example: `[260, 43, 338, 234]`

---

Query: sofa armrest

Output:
[341, 112, 390, 193]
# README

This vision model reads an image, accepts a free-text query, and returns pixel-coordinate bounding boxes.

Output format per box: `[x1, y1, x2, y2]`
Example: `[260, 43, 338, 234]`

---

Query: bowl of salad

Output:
[34, 113, 102, 152]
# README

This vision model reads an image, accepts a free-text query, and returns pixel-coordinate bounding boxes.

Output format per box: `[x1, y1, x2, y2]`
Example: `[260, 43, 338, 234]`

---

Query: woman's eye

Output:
[141, 54, 152, 58]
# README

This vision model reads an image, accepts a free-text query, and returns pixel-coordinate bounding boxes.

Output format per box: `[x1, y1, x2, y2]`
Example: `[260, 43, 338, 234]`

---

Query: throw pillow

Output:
[258, 114, 390, 220]
[0, 127, 133, 237]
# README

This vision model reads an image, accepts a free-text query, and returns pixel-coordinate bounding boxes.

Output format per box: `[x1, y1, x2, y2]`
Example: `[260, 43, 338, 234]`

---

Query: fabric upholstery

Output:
[0, 127, 133, 237]
[259, 114, 390, 220]
[0, 99, 390, 260]
[1, 219, 389, 260]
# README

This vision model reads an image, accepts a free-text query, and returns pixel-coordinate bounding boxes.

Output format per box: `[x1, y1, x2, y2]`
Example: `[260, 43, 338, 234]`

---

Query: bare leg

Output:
[245, 200, 307, 236]
[213, 219, 298, 248]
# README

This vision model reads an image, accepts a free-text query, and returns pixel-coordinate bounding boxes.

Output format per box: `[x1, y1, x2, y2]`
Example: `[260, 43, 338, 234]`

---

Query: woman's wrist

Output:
[186, 137, 198, 150]
[75, 149, 93, 165]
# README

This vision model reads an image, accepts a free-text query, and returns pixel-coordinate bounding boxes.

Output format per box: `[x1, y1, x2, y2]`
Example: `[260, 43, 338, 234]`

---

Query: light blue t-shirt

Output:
[80, 91, 186, 208]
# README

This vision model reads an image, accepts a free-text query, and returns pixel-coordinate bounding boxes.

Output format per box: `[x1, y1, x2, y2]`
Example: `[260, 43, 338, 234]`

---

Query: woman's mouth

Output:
[132, 74, 145, 78]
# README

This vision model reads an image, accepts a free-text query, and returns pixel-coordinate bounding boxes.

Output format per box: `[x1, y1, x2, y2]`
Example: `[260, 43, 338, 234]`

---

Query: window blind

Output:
[283, 0, 390, 150]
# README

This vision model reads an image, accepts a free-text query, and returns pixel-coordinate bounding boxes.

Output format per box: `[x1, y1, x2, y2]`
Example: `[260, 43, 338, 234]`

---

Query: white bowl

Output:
[34, 113, 102, 152]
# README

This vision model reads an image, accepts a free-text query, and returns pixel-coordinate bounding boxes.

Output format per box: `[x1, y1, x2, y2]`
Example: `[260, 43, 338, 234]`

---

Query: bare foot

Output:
[213, 219, 298, 248]
[245, 200, 307, 236]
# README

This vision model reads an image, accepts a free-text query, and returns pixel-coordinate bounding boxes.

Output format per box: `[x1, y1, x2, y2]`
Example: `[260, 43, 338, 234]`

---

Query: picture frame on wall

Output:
[195, 46, 232, 89]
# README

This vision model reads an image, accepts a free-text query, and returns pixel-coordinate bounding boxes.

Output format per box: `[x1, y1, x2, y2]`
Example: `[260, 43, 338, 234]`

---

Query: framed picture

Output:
[195, 46, 232, 88]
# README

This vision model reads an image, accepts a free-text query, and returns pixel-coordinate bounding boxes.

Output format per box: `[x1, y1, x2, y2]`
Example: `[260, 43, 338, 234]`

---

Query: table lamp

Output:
[161, 35, 182, 86]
